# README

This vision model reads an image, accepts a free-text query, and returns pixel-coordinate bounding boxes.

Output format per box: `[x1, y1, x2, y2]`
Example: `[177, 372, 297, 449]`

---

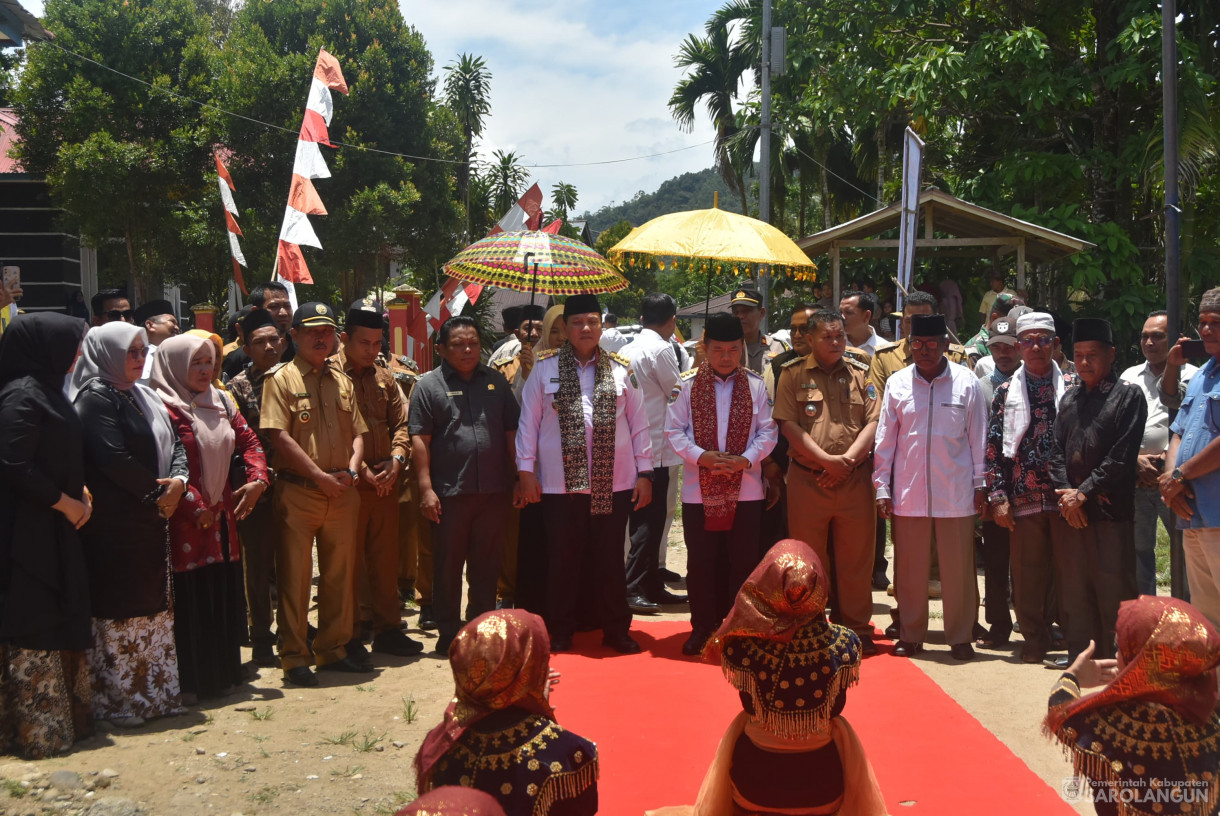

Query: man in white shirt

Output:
[839, 289, 884, 359]
[598, 312, 631, 352]
[666, 313, 777, 656]
[621, 294, 687, 611]
[873, 313, 988, 661]
[133, 299, 179, 379]
[1120, 309, 1196, 595]
[516, 294, 653, 654]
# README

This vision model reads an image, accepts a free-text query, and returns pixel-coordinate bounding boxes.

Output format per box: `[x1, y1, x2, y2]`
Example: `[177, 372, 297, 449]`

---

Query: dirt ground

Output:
[0, 525, 1091, 816]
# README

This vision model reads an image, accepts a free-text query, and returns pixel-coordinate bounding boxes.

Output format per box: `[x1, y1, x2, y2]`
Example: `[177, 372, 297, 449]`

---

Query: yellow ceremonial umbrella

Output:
[605, 193, 816, 320]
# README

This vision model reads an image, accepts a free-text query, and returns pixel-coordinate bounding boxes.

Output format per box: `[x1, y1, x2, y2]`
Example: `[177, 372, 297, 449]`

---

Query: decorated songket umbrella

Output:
[443, 230, 628, 309]
[605, 196, 817, 319]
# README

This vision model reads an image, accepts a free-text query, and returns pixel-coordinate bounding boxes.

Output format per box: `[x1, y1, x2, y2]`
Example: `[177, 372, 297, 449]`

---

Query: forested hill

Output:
[582, 168, 747, 232]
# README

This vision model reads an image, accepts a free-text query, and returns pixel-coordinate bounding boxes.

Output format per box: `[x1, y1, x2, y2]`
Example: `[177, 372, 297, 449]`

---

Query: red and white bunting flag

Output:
[541, 218, 562, 234]
[423, 277, 484, 334]
[214, 150, 248, 295]
[488, 183, 544, 235]
[276, 49, 349, 290]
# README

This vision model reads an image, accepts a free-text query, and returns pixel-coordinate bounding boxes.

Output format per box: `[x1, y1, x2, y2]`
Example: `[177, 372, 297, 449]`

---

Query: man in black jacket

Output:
[1049, 318, 1147, 662]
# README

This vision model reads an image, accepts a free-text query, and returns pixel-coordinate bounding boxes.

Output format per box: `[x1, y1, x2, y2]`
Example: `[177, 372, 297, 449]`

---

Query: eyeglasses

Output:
[1018, 335, 1054, 349]
[126, 346, 148, 359]
[909, 338, 944, 351]
[791, 324, 814, 334]
[107, 310, 134, 322]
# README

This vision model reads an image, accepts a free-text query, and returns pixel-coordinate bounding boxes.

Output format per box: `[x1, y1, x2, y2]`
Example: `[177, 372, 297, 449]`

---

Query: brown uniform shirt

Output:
[261, 356, 369, 475]
[773, 354, 880, 458]
[333, 348, 410, 465]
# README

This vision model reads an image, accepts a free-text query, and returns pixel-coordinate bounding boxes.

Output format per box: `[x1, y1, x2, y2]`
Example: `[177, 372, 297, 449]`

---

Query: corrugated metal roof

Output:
[0, 0, 52, 46]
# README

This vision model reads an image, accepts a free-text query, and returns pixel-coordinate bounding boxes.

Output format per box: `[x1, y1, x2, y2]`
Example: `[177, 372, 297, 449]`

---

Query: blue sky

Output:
[20, 0, 723, 216]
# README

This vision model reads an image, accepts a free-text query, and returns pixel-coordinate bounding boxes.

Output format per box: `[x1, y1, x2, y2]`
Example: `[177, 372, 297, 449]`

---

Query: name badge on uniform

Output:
[802, 382, 818, 391]
[446, 390, 463, 397]
[550, 378, 560, 383]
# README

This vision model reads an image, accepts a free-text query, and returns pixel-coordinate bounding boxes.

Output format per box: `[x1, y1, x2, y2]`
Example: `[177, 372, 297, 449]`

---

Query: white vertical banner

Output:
[896, 126, 925, 317]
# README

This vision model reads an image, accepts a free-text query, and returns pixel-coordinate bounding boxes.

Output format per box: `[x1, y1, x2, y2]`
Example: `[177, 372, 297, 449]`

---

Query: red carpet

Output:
[549, 620, 1076, 815]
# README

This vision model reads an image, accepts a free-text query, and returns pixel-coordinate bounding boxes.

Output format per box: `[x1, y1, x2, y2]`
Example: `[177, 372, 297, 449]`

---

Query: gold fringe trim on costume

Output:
[722, 662, 860, 742]
[1048, 736, 1218, 816]
[530, 757, 599, 816]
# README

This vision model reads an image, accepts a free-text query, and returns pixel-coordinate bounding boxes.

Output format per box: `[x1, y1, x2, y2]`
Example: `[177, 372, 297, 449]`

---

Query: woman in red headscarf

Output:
[415, 609, 598, 816]
[395, 787, 506, 816]
[652, 539, 888, 816]
[1045, 596, 1220, 816]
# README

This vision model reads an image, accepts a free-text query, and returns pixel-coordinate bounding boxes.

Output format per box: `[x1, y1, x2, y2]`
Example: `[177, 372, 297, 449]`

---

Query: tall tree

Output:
[488, 149, 528, 215]
[550, 181, 579, 220]
[443, 53, 493, 242]
[669, 26, 751, 214]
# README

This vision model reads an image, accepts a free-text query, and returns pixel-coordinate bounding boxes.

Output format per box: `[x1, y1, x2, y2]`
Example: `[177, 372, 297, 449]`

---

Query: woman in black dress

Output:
[0, 313, 92, 759]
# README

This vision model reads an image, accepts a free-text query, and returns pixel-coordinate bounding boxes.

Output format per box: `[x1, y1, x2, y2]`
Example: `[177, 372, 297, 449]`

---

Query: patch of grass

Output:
[330, 764, 364, 779]
[355, 684, 376, 693]
[250, 707, 274, 721]
[373, 791, 415, 815]
[249, 785, 281, 805]
[401, 694, 418, 724]
[1, 778, 28, 799]
[202, 712, 215, 725]
[353, 728, 384, 753]
[1155, 520, 1172, 587]
[179, 730, 197, 743]
[322, 729, 358, 746]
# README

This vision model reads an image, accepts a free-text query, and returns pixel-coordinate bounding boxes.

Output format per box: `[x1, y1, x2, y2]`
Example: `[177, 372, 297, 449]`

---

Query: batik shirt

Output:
[228, 363, 274, 459]
[986, 370, 1078, 517]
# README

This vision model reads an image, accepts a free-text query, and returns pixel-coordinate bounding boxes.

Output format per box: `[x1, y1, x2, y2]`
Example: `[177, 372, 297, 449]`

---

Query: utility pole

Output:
[759, 0, 772, 328]
[1163, 0, 1180, 341]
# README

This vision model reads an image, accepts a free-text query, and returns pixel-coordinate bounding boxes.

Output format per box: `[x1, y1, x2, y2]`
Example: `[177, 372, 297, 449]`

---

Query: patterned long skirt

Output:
[89, 610, 183, 722]
[0, 647, 93, 759]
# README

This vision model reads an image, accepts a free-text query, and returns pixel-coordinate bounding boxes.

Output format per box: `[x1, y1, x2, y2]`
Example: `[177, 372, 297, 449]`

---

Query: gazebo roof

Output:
[797, 188, 1092, 265]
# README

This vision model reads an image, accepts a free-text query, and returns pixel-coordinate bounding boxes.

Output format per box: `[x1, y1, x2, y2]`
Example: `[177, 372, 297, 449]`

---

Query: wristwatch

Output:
[638, 470, 655, 482]
[393, 454, 407, 466]
[345, 468, 358, 481]
[1171, 467, 1185, 482]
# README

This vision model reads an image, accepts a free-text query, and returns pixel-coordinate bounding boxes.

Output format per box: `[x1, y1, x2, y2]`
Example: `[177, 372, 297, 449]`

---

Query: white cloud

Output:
[400, 0, 719, 216]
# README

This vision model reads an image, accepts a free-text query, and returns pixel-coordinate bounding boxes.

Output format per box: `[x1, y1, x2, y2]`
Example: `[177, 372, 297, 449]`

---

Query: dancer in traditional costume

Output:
[415, 610, 598, 816]
[651, 539, 888, 816]
[396, 787, 507, 816]
[1045, 596, 1220, 816]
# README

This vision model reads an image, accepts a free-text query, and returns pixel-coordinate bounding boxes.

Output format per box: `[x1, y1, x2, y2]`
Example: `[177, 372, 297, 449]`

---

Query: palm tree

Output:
[550, 181, 578, 220]
[669, 26, 751, 214]
[489, 149, 529, 215]
[443, 53, 493, 240]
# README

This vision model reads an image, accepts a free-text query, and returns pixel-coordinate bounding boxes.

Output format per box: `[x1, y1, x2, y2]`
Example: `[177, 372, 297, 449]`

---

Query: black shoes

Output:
[859, 636, 878, 656]
[884, 620, 901, 639]
[372, 628, 425, 657]
[627, 595, 660, 614]
[434, 635, 455, 656]
[417, 605, 437, 631]
[550, 635, 574, 652]
[1043, 656, 1070, 670]
[871, 571, 889, 591]
[682, 629, 713, 656]
[284, 666, 318, 687]
[650, 590, 688, 605]
[660, 568, 683, 583]
[319, 656, 375, 674]
[251, 638, 278, 668]
[893, 640, 923, 657]
[344, 639, 375, 670]
[950, 643, 976, 661]
[602, 634, 642, 654]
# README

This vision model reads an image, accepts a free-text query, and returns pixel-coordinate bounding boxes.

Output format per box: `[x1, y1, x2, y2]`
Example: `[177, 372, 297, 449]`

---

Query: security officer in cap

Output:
[729, 286, 790, 374]
[774, 307, 880, 654]
[261, 301, 370, 687]
[333, 300, 424, 659]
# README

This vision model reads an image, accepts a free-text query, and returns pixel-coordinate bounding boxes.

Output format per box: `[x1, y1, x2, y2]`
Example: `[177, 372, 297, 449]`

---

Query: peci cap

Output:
[704, 311, 744, 342]
[1072, 317, 1114, 346]
[910, 313, 947, 337]
[345, 297, 384, 331]
[563, 293, 601, 318]
[293, 301, 338, 328]
[133, 299, 174, 325]
[1015, 311, 1056, 336]
[241, 308, 278, 339]
[729, 287, 762, 308]
[987, 317, 1019, 346]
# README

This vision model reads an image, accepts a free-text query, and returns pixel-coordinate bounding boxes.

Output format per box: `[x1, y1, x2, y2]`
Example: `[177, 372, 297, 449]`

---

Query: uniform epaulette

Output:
[537, 348, 559, 360]
[265, 362, 288, 377]
[680, 368, 699, 380]
[874, 339, 897, 354]
[949, 343, 966, 355]
[610, 351, 630, 367]
[492, 355, 513, 368]
[745, 368, 764, 379]
[781, 355, 805, 368]
[845, 356, 870, 372]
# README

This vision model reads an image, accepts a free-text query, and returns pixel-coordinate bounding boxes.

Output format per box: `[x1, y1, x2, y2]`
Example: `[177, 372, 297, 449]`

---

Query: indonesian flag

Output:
[276, 49, 348, 292]
[423, 277, 484, 334]
[214, 151, 248, 295]
[488, 183, 544, 235]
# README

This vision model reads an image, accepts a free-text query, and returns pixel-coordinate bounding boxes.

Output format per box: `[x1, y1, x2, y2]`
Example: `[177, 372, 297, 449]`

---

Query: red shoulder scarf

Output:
[691, 362, 753, 531]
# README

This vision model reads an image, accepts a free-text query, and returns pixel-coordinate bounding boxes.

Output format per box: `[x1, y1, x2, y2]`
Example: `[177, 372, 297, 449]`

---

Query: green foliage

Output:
[487, 149, 528, 214]
[582, 168, 745, 232]
[444, 53, 492, 241]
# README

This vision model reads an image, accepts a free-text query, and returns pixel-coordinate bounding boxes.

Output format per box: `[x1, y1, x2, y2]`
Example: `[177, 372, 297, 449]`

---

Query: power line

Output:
[789, 143, 880, 204]
[38, 41, 715, 170]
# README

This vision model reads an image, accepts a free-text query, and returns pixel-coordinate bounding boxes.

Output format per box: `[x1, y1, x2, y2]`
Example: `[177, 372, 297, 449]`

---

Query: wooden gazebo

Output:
[797, 188, 1094, 299]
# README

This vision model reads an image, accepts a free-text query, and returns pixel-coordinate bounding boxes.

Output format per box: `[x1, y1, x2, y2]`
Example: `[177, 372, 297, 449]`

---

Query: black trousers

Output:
[541, 491, 633, 640]
[625, 467, 671, 600]
[432, 492, 510, 642]
[1052, 517, 1137, 661]
[683, 500, 765, 633]
[236, 495, 278, 643]
[980, 520, 1012, 640]
[514, 502, 548, 619]
[874, 513, 889, 578]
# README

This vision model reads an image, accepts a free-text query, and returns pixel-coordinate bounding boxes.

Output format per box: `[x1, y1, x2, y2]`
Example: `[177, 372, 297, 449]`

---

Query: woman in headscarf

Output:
[415, 610, 599, 816]
[150, 333, 268, 702]
[395, 787, 507, 816]
[651, 539, 887, 816]
[0, 313, 93, 759]
[1045, 597, 1220, 816]
[72, 321, 190, 727]
[186, 328, 227, 389]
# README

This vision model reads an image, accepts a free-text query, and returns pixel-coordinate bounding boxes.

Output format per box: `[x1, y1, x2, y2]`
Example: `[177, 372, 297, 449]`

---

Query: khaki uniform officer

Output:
[334, 302, 423, 659]
[386, 356, 432, 622]
[261, 301, 369, 687]
[774, 310, 881, 651]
